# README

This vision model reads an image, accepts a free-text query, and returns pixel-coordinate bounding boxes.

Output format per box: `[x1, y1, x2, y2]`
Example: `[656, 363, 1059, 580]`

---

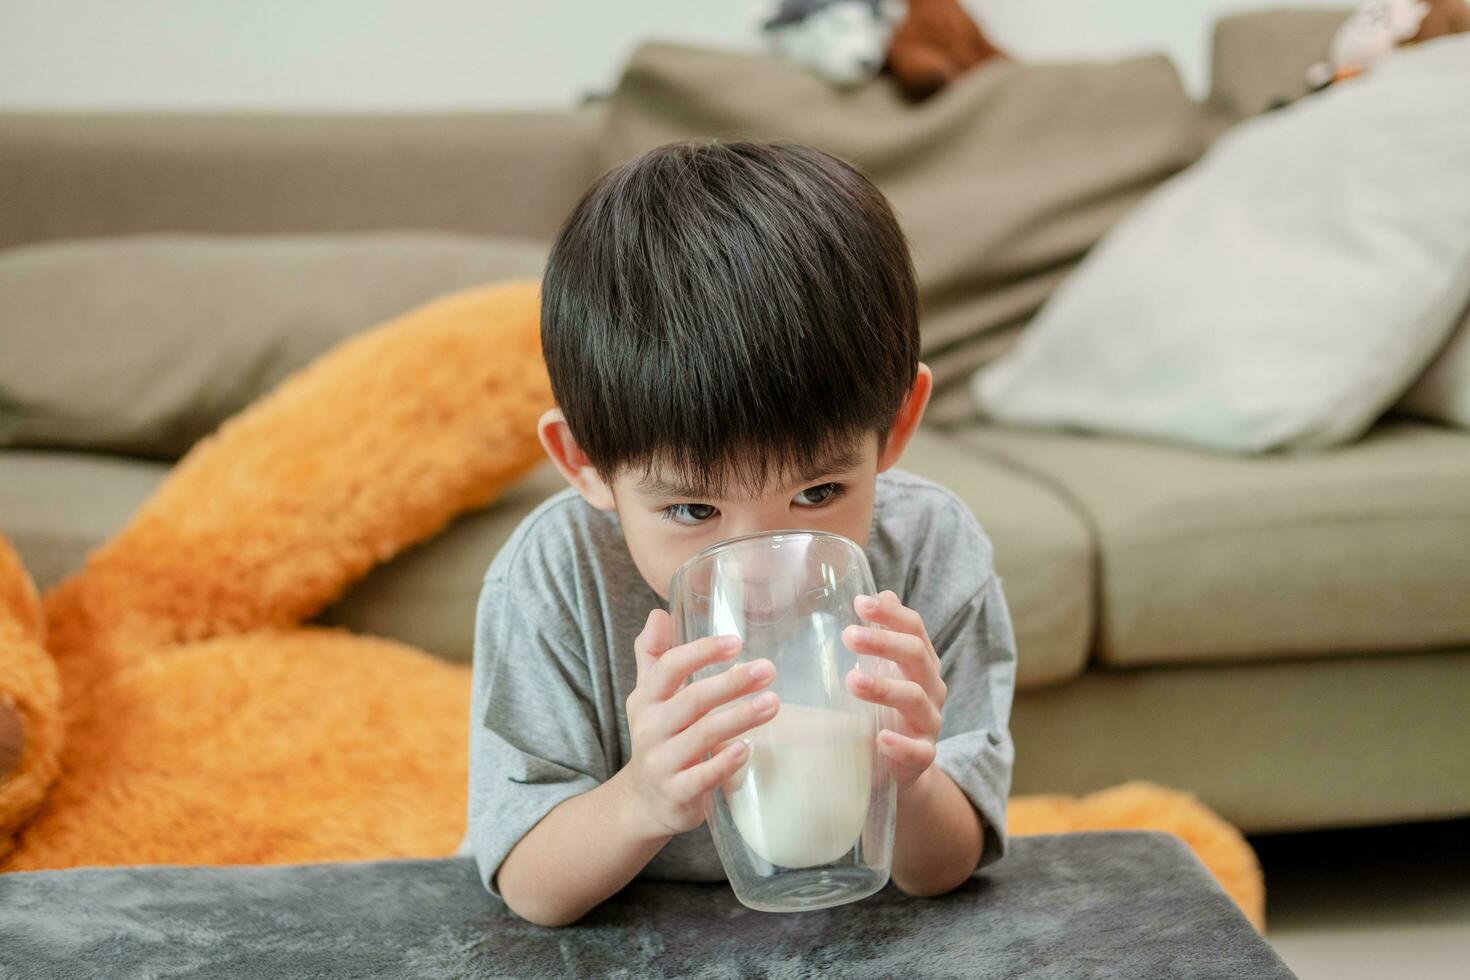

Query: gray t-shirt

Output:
[461, 469, 1017, 898]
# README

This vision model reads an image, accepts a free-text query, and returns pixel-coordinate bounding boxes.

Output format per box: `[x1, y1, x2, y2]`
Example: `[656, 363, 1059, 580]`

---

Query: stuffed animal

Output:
[1010, 782, 1265, 932]
[886, 0, 1006, 100]
[1308, 0, 1470, 87]
[0, 280, 1263, 929]
[1417, 0, 1470, 36]
[759, 0, 1004, 99]
[0, 281, 550, 870]
[760, 0, 907, 88]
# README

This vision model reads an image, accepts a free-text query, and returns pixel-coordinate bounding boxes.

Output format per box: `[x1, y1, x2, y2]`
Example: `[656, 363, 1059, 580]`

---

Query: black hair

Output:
[540, 138, 920, 496]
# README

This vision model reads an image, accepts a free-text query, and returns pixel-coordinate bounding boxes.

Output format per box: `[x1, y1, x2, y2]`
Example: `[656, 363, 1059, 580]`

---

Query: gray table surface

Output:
[0, 830, 1293, 979]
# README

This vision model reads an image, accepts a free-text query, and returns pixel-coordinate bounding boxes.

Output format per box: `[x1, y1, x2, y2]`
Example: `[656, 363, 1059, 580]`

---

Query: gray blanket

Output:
[599, 42, 1209, 424]
[0, 831, 1292, 979]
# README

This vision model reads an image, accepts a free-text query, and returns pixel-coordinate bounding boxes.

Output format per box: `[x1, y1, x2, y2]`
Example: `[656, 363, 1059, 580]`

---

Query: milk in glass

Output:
[723, 702, 874, 868]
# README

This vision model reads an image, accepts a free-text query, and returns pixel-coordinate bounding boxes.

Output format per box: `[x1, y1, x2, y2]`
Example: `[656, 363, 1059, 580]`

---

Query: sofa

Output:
[2, 9, 1466, 837]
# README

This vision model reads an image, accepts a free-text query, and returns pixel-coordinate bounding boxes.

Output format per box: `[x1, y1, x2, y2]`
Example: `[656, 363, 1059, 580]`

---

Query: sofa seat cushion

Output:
[897, 429, 1095, 689]
[1011, 648, 1470, 833]
[0, 449, 170, 593]
[956, 421, 1470, 667]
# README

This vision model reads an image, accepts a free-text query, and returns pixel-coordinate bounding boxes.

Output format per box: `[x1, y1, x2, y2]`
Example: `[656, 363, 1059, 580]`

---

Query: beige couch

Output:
[2, 10, 1467, 835]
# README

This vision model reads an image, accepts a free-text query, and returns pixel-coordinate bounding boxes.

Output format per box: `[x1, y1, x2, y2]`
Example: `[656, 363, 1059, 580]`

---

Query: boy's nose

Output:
[717, 505, 816, 553]
[717, 531, 813, 582]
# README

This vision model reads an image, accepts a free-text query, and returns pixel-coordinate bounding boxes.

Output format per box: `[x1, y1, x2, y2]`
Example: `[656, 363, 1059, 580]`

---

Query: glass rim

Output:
[668, 528, 863, 593]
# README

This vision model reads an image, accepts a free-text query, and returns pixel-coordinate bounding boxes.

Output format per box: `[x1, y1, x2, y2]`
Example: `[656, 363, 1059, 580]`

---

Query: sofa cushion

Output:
[898, 429, 1094, 689]
[0, 232, 548, 459]
[0, 450, 170, 593]
[972, 36, 1470, 454]
[1012, 648, 1470, 833]
[599, 41, 1207, 425]
[1400, 302, 1470, 429]
[956, 421, 1470, 667]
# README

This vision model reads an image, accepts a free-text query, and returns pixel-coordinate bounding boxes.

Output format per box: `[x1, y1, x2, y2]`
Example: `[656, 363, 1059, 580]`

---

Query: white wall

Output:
[0, 1, 1347, 111]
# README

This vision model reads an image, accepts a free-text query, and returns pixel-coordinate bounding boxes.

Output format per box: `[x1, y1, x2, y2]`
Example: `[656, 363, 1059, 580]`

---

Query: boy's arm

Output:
[891, 766, 984, 896]
[496, 611, 779, 927]
[495, 769, 669, 927]
[843, 577, 1016, 896]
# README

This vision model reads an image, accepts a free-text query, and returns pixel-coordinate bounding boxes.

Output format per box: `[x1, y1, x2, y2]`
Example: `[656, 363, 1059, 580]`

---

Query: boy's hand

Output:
[619, 609, 779, 838]
[842, 591, 945, 793]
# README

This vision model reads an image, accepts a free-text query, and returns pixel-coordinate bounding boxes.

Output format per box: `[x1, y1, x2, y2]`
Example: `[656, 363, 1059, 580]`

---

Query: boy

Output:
[464, 139, 1017, 927]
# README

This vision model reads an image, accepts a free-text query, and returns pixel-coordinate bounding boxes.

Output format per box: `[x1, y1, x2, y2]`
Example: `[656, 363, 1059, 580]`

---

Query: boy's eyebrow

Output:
[792, 445, 866, 484]
[635, 445, 866, 500]
[636, 473, 712, 499]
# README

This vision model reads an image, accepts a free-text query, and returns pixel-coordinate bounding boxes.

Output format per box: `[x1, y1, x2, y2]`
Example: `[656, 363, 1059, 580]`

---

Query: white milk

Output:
[723, 702, 874, 869]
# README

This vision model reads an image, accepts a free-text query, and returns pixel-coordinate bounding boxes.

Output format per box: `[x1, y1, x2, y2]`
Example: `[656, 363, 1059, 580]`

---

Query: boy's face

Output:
[609, 438, 881, 600]
[539, 366, 932, 601]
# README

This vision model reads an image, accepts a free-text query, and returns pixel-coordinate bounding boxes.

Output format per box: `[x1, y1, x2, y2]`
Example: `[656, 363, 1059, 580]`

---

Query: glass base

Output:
[731, 866, 889, 913]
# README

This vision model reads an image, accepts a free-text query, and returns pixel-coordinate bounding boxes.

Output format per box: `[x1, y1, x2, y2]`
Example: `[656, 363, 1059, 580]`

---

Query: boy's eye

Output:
[793, 482, 845, 507]
[663, 502, 718, 526]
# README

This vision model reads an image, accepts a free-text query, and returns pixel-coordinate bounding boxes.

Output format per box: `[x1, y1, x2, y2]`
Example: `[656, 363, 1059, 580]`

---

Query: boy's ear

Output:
[876, 363, 933, 473]
[538, 408, 617, 511]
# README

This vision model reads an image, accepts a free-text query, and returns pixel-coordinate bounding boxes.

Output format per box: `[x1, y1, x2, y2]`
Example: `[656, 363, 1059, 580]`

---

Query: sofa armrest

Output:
[0, 106, 604, 250]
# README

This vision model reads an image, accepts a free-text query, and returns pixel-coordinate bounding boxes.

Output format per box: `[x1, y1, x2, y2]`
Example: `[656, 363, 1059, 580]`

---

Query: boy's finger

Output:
[648, 634, 742, 699]
[841, 625, 944, 702]
[674, 739, 750, 805]
[877, 728, 937, 772]
[662, 659, 776, 737]
[634, 609, 673, 679]
[846, 669, 941, 735]
[670, 690, 780, 767]
[855, 591, 930, 643]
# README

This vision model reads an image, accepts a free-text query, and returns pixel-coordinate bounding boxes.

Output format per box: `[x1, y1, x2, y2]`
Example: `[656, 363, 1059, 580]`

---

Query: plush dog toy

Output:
[760, 0, 1005, 99]
[886, 0, 1006, 100]
[0, 281, 1262, 928]
[0, 281, 550, 870]
[760, 0, 908, 88]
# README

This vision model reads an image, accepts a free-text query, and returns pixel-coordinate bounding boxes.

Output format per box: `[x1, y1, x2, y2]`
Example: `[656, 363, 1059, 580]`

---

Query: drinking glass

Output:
[668, 530, 896, 913]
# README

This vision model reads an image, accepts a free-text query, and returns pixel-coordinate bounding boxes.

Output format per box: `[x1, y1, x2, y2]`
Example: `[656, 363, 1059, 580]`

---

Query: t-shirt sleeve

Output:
[929, 572, 1018, 871]
[464, 578, 610, 899]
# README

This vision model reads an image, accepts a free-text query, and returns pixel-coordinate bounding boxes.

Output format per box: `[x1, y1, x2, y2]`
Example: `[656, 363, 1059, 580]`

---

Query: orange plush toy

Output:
[0, 281, 549, 869]
[887, 0, 1007, 100]
[0, 279, 1263, 928]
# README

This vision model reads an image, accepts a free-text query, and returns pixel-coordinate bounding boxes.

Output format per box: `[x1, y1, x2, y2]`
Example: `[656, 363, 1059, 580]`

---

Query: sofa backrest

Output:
[1209, 8, 1347, 121]
[0, 107, 604, 252]
[0, 10, 1349, 258]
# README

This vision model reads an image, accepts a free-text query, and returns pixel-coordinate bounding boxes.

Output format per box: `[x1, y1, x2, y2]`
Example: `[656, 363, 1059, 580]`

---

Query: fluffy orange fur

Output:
[5, 280, 546, 870]
[1011, 783, 1266, 931]
[0, 536, 61, 864]
[0, 278, 1264, 929]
